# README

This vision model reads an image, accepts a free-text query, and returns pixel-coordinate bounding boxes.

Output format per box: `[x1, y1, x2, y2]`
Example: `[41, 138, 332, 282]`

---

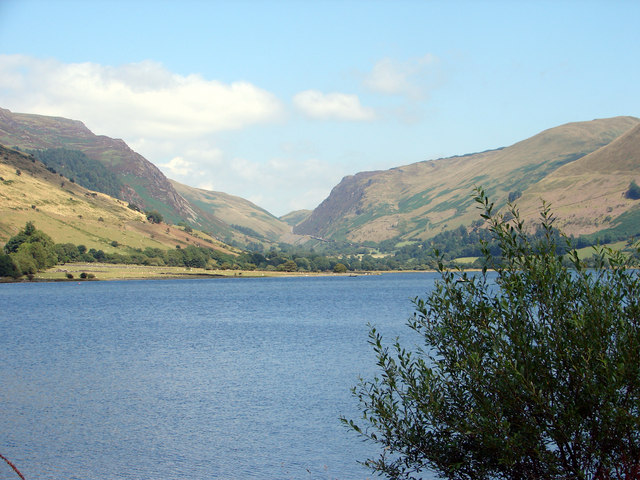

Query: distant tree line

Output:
[0, 222, 237, 278]
[0, 222, 424, 279]
[3, 217, 639, 280]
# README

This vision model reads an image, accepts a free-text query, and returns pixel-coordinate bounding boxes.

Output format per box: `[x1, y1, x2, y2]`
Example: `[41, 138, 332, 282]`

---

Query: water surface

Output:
[0, 273, 438, 479]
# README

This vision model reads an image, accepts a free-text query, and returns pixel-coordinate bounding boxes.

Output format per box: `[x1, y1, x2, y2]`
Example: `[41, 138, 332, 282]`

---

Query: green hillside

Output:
[280, 209, 313, 227]
[0, 144, 237, 256]
[515, 122, 640, 239]
[0, 107, 196, 224]
[170, 180, 299, 246]
[295, 116, 640, 245]
[28, 147, 124, 197]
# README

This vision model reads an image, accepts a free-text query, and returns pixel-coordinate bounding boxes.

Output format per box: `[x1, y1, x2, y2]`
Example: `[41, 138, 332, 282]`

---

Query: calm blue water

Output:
[0, 273, 439, 480]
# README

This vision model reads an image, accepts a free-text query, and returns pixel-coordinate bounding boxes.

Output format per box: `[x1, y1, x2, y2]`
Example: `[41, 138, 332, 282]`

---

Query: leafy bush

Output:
[145, 210, 163, 224]
[5, 222, 58, 275]
[0, 253, 19, 278]
[345, 188, 640, 479]
[626, 180, 640, 200]
[333, 262, 348, 273]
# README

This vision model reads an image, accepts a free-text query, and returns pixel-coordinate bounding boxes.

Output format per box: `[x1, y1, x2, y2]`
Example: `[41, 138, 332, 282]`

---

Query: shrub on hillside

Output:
[626, 180, 640, 200]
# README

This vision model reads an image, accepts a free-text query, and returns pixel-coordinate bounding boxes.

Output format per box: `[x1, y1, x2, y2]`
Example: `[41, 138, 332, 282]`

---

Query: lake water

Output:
[0, 273, 439, 480]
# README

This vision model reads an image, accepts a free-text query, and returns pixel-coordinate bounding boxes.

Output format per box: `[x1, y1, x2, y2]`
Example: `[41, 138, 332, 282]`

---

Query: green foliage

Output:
[345, 188, 640, 480]
[29, 148, 124, 197]
[278, 259, 298, 272]
[626, 180, 640, 200]
[4, 222, 58, 275]
[10, 248, 36, 275]
[145, 210, 163, 224]
[0, 253, 19, 278]
[333, 262, 348, 273]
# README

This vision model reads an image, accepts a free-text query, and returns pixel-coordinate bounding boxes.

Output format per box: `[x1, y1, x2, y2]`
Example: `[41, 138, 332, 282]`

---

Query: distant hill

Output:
[169, 180, 298, 244]
[280, 209, 313, 227]
[4, 106, 639, 252]
[0, 144, 237, 256]
[294, 116, 640, 244]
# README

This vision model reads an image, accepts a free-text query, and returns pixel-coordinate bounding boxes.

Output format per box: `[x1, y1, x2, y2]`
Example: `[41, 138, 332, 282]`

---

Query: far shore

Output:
[0, 262, 413, 282]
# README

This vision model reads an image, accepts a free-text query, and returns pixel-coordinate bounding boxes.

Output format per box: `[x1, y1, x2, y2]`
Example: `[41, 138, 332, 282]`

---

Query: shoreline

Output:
[2, 262, 409, 283]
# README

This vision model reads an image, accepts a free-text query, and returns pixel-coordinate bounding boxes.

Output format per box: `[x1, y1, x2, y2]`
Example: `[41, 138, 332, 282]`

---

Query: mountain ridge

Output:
[0, 107, 295, 247]
[2, 106, 640, 250]
[295, 116, 640, 244]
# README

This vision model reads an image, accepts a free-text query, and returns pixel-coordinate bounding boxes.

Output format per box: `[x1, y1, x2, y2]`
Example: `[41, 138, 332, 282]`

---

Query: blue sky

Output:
[0, 0, 639, 216]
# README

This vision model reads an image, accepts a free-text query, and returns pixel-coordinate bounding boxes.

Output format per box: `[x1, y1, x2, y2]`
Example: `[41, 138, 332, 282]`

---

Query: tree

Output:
[0, 253, 19, 278]
[333, 262, 348, 273]
[4, 222, 58, 274]
[344, 188, 640, 480]
[626, 180, 640, 200]
[145, 210, 163, 224]
[279, 259, 298, 272]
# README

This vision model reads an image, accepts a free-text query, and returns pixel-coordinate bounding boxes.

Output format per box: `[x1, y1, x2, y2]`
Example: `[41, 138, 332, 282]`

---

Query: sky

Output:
[0, 0, 639, 217]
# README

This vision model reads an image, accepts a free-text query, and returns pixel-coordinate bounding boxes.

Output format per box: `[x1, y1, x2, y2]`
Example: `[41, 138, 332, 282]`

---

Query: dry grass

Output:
[38, 263, 352, 281]
[0, 147, 239, 256]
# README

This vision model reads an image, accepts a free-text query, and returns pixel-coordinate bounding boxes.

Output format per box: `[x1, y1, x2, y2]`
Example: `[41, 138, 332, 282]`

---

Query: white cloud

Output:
[158, 156, 193, 177]
[189, 153, 346, 216]
[0, 55, 354, 216]
[293, 90, 376, 121]
[363, 54, 439, 99]
[0, 55, 284, 140]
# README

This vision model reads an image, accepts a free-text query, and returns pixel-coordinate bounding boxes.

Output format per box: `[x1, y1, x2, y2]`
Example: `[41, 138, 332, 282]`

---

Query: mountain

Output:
[4, 106, 639, 251]
[0, 143, 237, 255]
[0, 107, 295, 247]
[295, 116, 640, 244]
[0, 107, 195, 223]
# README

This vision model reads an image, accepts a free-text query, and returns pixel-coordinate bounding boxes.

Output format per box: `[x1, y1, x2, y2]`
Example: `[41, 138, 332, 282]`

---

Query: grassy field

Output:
[34, 263, 347, 281]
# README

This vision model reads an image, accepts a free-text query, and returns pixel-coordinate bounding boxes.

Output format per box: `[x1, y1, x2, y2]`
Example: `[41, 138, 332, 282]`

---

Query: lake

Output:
[0, 273, 440, 480]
